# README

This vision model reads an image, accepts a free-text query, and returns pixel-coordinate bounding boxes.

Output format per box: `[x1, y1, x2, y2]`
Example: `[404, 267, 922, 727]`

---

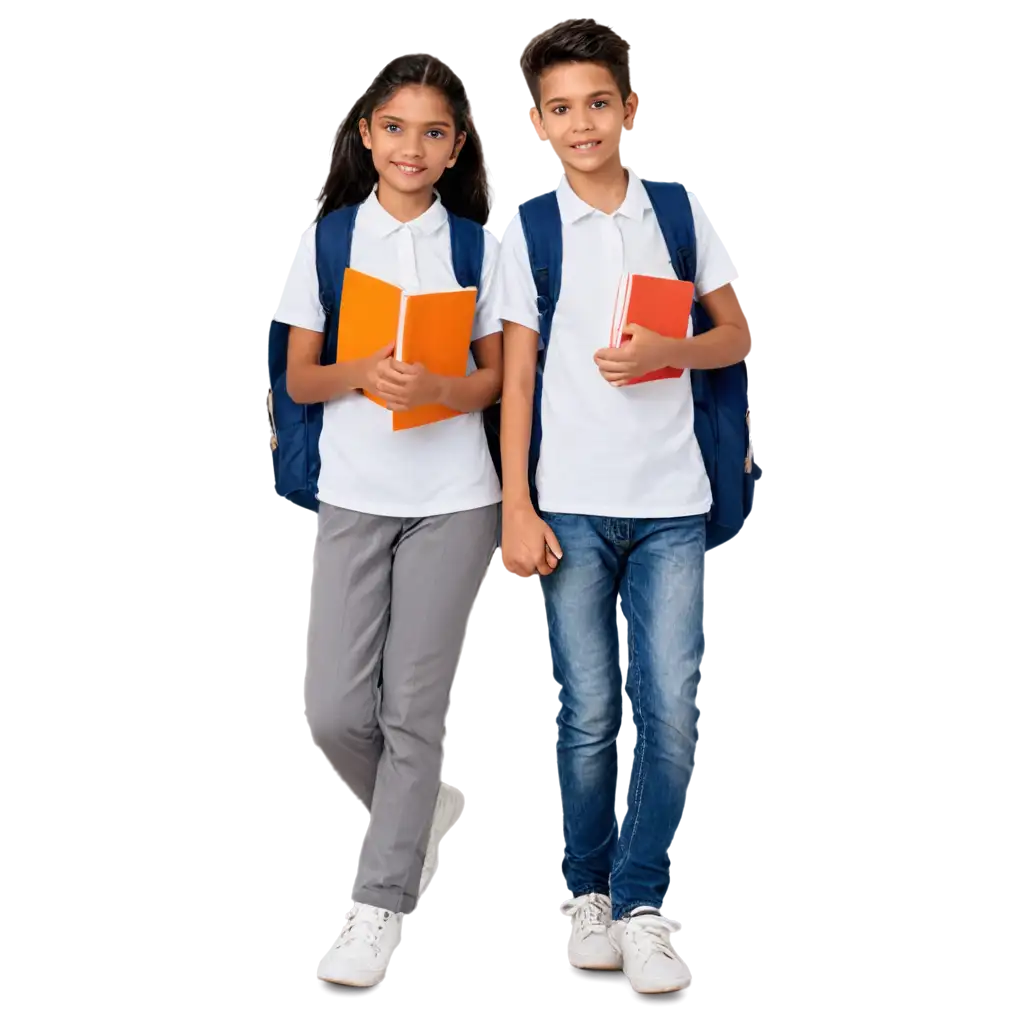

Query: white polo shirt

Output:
[497, 170, 738, 518]
[275, 190, 502, 517]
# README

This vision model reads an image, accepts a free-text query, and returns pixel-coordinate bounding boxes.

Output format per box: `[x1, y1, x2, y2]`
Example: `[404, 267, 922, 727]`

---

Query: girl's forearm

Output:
[437, 367, 502, 414]
[287, 360, 368, 405]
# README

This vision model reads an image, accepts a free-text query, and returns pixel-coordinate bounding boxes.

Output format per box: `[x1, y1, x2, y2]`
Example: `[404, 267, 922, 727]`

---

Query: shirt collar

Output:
[360, 184, 448, 237]
[555, 168, 651, 224]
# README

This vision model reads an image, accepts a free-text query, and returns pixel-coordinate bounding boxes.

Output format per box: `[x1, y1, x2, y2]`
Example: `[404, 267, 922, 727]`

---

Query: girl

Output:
[274, 55, 502, 988]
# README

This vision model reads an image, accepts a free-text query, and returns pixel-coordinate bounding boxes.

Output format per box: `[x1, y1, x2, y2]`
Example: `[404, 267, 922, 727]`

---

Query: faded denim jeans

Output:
[540, 513, 706, 919]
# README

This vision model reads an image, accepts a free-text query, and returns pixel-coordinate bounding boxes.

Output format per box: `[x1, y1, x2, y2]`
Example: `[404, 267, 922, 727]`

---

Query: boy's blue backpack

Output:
[518, 181, 761, 550]
[267, 206, 495, 511]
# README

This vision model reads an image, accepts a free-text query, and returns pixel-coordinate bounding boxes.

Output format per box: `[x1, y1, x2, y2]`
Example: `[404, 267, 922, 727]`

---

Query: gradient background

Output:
[2, 4, 1024, 1019]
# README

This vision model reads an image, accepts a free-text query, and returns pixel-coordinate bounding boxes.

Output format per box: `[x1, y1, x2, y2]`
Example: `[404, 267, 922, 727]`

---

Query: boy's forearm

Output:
[501, 382, 534, 507]
[666, 323, 752, 371]
[501, 324, 539, 508]
[437, 367, 502, 414]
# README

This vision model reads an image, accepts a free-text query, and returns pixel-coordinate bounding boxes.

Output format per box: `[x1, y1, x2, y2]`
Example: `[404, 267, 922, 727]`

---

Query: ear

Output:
[623, 93, 639, 131]
[358, 117, 372, 150]
[529, 107, 549, 142]
[447, 130, 467, 169]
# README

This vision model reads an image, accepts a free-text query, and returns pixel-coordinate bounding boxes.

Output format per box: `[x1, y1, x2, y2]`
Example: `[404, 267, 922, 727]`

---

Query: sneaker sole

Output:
[570, 960, 623, 971]
[318, 970, 385, 988]
[629, 977, 692, 995]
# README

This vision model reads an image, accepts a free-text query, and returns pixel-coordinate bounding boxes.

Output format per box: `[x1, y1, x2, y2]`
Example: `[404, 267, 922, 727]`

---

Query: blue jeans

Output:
[539, 513, 706, 920]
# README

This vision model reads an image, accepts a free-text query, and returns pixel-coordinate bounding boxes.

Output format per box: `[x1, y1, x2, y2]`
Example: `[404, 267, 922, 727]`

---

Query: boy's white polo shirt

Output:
[275, 190, 502, 517]
[497, 170, 738, 519]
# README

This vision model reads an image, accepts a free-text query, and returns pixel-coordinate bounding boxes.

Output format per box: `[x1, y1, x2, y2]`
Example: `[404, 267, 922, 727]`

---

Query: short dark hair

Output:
[520, 19, 631, 108]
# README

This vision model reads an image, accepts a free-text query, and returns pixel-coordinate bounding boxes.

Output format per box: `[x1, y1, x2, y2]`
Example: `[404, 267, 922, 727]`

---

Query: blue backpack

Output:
[267, 205, 493, 511]
[518, 180, 761, 550]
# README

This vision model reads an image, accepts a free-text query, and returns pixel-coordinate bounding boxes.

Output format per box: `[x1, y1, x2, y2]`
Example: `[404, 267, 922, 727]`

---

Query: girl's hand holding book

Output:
[358, 343, 397, 399]
[376, 358, 443, 412]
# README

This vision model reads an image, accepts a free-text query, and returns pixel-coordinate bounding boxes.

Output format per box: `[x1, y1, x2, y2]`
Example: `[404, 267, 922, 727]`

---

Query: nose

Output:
[399, 134, 425, 159]
[571, 108, 596, 134]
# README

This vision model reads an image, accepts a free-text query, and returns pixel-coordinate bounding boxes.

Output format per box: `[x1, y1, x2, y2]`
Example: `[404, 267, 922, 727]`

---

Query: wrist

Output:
[432, 371, 450, 406]
[503, 491, 534, 513]
[662, 336, 690, 370]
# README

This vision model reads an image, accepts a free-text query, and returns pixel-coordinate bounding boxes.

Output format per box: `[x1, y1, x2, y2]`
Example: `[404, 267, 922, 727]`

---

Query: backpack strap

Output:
[641, 180, 696, 283]
[314, 205, 359, 362]
[516, 191, 562, 507]
[642, 180, 715, 340]
[518, 192, 562, 355]
[447, 213, 485, 290]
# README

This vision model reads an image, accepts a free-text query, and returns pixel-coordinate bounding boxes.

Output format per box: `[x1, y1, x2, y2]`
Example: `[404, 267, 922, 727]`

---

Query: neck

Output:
[375, 178, 436, 223]
[563, 159, 628, 215]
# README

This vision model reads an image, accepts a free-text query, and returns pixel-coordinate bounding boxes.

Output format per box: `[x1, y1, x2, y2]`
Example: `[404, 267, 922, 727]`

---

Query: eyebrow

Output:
[545, 90, 616, 105]
[377, 114, 453, 128]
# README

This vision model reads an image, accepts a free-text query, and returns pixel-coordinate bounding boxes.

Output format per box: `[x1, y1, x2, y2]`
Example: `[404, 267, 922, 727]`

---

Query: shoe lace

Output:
[335, 904, 392, 955]
[628, 915, 681, 962]
[560, 894, 611, 940]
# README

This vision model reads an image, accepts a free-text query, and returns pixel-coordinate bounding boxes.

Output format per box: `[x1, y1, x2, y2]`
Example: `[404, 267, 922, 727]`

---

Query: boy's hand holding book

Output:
[597, 273, 694, 386]
[594, 323, 681, 387]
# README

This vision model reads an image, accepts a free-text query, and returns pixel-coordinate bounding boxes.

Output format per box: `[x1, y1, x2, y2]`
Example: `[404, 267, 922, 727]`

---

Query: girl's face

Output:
[360, 85, 465, 199]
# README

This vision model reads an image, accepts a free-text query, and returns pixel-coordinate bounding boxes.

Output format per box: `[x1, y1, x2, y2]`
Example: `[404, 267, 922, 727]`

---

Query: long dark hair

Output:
[317, 54, 490, 225]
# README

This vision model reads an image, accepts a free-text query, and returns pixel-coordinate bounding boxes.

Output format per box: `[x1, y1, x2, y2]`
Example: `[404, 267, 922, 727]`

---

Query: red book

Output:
[609, 274, 695, 385]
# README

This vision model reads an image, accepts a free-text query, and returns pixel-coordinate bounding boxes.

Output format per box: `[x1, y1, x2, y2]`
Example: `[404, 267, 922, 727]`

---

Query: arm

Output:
[598, 192, 749, 380]
[285, 325, 394, 405]
[443, 331, 503, 412]
[501, 321, 561, 577]
[501, 321, 537, 509]
[667, 283, 750, 369]
[274, 224, 389, 403]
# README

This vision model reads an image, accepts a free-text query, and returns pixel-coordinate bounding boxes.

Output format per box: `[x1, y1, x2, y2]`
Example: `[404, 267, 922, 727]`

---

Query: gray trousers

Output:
[305, 502, 499, 914]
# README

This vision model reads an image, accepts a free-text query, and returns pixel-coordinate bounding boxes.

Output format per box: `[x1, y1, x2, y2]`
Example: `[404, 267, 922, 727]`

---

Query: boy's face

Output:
[530, 62, 637, 174]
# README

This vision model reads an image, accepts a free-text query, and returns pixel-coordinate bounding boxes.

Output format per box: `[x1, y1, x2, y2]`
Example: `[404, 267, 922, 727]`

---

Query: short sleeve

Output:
[496, 213, 540, 333]
[274, 225, 326, 332]
[688, 193, 738, 298]
[471, 229, 503, 340]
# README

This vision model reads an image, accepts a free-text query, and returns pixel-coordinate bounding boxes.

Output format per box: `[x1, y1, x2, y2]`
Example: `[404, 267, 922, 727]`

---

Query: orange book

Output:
[610, 274, 694, 385]
[335, 268, 477, 430]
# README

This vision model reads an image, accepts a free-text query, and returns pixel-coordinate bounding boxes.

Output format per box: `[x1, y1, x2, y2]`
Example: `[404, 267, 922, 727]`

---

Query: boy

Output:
[497, 19, 751, 995]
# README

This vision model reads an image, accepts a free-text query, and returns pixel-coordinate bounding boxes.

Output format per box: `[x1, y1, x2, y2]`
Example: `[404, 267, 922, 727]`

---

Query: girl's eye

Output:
[384, 123, 401, 133]
[426, 129, 445, 140]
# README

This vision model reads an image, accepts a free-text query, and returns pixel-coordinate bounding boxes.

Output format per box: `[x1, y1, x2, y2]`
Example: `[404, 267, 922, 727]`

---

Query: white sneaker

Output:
[561, 893, 622, 970]
[419, 783, 465, 896]
[316, 903, 402, 988]
[609, 908, 691, 994]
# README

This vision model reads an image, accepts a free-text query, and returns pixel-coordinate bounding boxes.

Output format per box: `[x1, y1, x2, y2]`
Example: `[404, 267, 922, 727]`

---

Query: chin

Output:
[383, 169, 435, 194]
[560, 148, 615, 174]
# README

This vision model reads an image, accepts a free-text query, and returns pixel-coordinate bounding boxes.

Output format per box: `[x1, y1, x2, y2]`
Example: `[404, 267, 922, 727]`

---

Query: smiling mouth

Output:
[571, 141, 601, 151]
[392, 162, 426, 175]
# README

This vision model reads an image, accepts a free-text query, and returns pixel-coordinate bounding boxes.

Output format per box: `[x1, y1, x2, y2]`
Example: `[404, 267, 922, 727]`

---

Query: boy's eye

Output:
[552, 105, 568, 115]
[592, 100, 608, 109]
